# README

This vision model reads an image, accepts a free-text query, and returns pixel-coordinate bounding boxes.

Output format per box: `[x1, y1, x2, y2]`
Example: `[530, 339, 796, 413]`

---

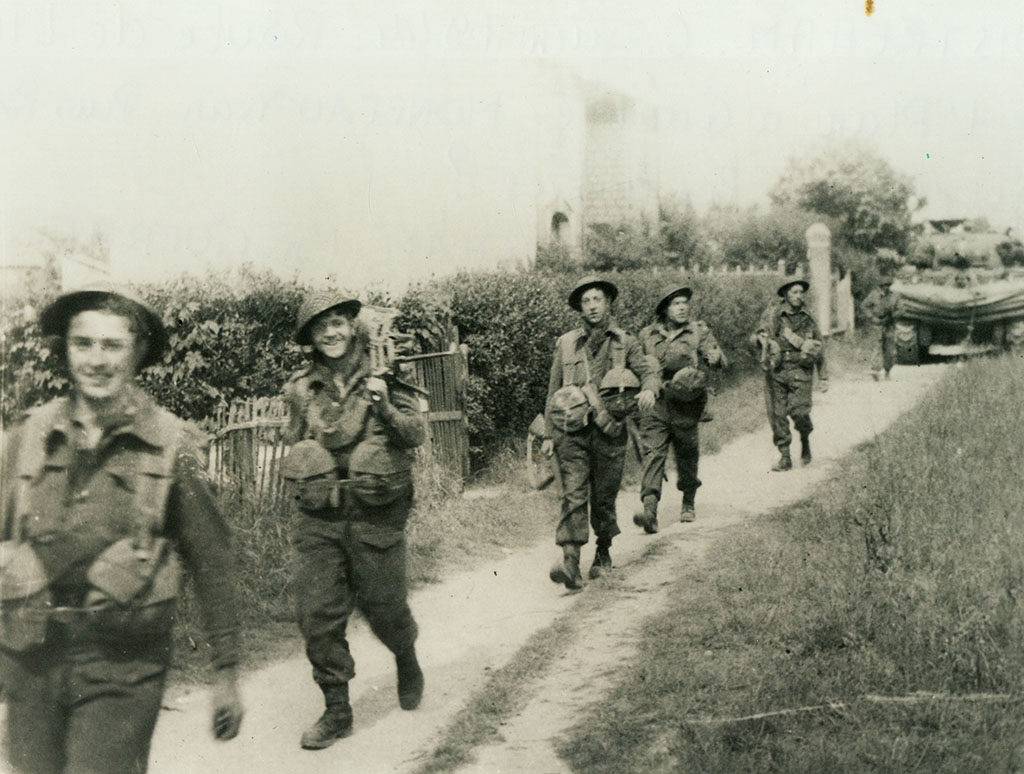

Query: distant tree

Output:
[770, 142, 921, 254]
[582, 219, 661, 271]
[701, 204, 817, 274]
[657, 196, 709, 269]
[535, 242, 577, 273]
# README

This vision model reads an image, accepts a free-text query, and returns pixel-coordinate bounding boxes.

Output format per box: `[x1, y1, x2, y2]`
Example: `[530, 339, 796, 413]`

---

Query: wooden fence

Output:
[207, 348, 470, 504]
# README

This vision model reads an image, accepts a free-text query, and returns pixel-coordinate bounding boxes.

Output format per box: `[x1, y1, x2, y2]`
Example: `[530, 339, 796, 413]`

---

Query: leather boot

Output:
[301, 685, 353, 749]
[681, 494, 696, 523]
[588, 541, 613, 580]
[771, 448, 793, 472]
[396, 647, 424, 710]
[800, 433, 812, 465]
[549, 544, 583, 590]
[632, 494, 659, 534]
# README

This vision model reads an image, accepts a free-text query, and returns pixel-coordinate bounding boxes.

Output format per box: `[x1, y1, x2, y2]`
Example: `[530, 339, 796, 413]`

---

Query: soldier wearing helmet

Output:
[280, 288, 427, 750]
[631, 282, 725, 533]
[751, 278, 828, 472]
[860, 272, 899, 380]
[0, 283, 244, 774]
[542, 276, 658, 589]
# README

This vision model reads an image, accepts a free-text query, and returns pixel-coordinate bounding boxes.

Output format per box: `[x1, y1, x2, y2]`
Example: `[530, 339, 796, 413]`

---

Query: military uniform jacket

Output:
[545, 323, 658, 404]
[0, 389, 240, 668]
[638, 320, 724, 389]
[282, 357, 426, 472]
[755, 303, 828, 378]
[861, 287, 899, 328]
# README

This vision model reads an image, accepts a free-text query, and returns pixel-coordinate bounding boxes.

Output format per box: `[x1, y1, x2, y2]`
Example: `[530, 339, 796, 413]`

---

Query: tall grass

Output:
[561, 354, 1024, 772]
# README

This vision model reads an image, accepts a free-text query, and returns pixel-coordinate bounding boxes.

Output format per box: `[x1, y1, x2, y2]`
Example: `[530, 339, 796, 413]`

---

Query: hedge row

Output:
[437, 269, 782, 459]
[1, 266, 785, 465]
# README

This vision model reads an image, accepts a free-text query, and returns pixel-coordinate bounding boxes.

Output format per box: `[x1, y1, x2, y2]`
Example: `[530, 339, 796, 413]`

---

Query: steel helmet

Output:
[294, 289, 363, 345]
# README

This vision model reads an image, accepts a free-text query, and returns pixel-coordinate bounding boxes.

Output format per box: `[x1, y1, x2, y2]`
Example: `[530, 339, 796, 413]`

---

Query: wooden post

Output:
[805, 223, 832, 335]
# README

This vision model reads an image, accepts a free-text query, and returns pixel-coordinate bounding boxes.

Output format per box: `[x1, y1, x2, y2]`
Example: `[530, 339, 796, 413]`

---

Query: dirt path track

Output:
[148, 365, 945, 773]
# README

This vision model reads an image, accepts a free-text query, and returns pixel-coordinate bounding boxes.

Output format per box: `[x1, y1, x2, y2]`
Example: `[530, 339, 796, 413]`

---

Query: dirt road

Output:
[137, 365, 943, 773]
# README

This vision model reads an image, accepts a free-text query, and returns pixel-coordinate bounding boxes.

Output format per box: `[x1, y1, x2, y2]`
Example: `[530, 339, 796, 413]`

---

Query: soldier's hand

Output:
[637, 389, 656, 413]
[211, 667, 244, 741]
[365, 376, 390, 404]
[541, 438, 554, 457]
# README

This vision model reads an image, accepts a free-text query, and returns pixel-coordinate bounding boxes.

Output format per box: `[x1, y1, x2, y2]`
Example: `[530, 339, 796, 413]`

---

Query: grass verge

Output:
[559, 354, 1024, 772]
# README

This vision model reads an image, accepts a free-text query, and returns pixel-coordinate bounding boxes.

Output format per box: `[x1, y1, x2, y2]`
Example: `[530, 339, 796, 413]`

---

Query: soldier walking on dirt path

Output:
[860, 273, 899, 380]
[632, 283, 726, 534]
[751, 279, 829, 472]
[542, 276, 658, 590]
[0, 283, 244, 774]
[280, 289, 427, 750]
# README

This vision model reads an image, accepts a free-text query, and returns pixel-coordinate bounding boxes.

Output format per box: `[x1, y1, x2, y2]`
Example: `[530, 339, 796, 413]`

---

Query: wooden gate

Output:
[209, 396, 290, 508]
[397, 346, 470, 487]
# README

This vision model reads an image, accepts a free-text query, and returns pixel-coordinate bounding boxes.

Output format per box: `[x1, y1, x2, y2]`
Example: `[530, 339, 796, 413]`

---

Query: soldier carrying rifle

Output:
[280, 290, 426, 750]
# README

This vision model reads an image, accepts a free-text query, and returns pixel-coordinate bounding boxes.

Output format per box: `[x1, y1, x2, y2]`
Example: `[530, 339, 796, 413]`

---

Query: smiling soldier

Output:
[0, 283, 244, 774]
[281, 289, 426, 750]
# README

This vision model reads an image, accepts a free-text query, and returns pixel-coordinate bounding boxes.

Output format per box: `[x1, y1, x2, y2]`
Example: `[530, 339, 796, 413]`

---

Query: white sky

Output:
[2, 0, 1022, 290]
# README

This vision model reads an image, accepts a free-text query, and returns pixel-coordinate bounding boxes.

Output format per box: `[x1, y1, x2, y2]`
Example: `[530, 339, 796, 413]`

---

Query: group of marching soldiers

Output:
[0, 274, 835, 772]
[541, 274, 828, 590]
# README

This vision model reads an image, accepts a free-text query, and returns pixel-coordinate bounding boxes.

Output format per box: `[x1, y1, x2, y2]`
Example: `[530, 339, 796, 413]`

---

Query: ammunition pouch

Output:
[348, 436, 414, 509]
[83, 537, 181, 640]
[0, 541, 51, 652]
[291, 474, 343, 512]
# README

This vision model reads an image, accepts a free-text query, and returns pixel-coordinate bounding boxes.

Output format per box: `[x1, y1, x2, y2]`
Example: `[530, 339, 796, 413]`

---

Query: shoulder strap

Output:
[10, 399, 68, 544]
[559, 330, 590, 387]
[609, 335, 627, 371]
[131, 408, 184, 546]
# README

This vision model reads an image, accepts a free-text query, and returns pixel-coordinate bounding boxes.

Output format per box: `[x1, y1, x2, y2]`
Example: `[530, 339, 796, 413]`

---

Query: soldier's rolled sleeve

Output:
[626, 337, 661, 394]
[378, 387, 427, 448]
[167, 449, 241, 670]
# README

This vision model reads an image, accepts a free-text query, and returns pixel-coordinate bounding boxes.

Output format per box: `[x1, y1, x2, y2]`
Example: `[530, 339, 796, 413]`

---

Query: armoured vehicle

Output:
[892, 225, 1024, 363]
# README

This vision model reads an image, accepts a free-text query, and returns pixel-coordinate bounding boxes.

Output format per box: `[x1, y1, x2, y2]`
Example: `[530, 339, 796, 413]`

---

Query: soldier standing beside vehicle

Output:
[860, 273, 899, 380]
[280, 289, 426, 750]
[632, 284, 725, 534]
[541, 276, 658, 589]
[751, 279, 828, 472]
[0, 283, 244, 774]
